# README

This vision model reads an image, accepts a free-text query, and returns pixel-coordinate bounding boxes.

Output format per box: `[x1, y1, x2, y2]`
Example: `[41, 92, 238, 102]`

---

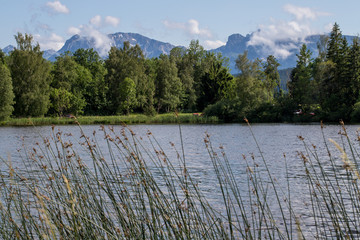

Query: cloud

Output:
[248, 5, 331, 59]
[34, 33, 64, 50]
[203, 40, 226, 49]
[66, 15, 120, 56]
[67, 26, 81, 35]
[163, 19, 212, 38]
[45, 1, 69, 14]
[90, 15, 102, 27]
[283, 4, 330, 21]
[67, 26, 114, 57]
[89, 15, 120, 28]
[105, 16, 120, 27]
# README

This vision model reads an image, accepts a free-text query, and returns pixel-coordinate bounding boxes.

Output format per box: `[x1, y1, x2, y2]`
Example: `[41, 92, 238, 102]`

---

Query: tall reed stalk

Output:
[0, 121, 360, 239]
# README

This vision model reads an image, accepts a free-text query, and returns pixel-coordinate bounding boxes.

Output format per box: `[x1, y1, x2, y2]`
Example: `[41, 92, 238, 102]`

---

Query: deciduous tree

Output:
[8, 33, 51, 117]
[0, 63, 14, 120]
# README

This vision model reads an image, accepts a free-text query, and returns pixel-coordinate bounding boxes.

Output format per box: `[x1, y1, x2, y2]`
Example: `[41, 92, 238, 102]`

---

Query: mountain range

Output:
[1, 31, 357, 73]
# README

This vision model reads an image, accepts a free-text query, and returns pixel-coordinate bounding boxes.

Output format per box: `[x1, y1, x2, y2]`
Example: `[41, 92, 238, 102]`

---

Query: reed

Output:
[0, 114, 219, 126]
[0, 120, 359, 239]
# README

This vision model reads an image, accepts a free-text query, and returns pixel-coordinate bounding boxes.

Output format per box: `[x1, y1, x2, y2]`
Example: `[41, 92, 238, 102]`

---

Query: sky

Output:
[1, 0, 359, 58]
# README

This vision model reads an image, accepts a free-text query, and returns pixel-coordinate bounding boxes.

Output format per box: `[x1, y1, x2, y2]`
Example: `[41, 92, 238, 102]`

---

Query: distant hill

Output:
[212, 33, 356, 73]
[1, 45, 15, 55]
[1, 31, 357, 73]
[1, 32, 177, 62]
[55, 32, 176, 61]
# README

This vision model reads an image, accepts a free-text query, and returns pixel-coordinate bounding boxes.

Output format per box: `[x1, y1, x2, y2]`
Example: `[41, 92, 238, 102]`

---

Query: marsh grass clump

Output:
[1, 121, 360, 239]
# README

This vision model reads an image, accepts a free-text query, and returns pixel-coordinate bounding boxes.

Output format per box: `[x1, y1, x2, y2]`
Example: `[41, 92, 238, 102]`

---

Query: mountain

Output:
[2, 31, 357, 73]
[55, 32, 176, 61]
[213, 33, 356, 73]
[1, 45, 15, 55]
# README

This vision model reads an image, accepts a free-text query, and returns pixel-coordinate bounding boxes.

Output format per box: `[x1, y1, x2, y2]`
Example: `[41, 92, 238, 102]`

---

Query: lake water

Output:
[0, 123, 359, 238]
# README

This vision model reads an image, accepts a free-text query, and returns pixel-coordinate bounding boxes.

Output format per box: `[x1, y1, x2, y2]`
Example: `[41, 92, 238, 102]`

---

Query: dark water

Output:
[0, 123, 359, 238]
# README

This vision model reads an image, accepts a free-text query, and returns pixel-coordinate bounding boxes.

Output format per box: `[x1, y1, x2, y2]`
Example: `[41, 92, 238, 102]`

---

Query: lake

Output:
[0, 123, 359, 238]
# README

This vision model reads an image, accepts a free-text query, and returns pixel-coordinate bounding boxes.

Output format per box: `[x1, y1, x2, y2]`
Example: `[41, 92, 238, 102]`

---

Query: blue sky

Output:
[1, 0, 358, 56]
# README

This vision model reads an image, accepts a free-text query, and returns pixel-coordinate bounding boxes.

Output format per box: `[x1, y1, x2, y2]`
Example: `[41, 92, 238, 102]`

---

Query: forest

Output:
[1, 23, 360, 123]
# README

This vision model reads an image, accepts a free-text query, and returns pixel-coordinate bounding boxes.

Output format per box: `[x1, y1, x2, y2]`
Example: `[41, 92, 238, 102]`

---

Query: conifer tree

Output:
[289, 44, 313, 105]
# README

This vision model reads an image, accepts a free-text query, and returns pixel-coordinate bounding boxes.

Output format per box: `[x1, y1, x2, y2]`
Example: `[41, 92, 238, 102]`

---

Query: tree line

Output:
[0, 23, 360, 122]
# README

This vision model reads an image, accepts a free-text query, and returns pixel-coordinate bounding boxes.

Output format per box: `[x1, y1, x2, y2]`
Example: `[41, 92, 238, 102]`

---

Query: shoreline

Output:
[0, 113, 220, 126]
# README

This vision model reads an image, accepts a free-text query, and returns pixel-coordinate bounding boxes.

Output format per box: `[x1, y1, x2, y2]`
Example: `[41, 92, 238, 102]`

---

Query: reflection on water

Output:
[0, 123, 359, 238]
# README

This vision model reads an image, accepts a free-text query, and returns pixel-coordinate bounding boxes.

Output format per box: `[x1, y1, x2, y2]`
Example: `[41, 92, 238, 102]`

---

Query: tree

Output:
[0, 63, 14, 120]
[197, 53, 234, 110]
[171, 40, 206, 111]
[154, 54, 182, 113]
[118, 77, 137, 114]
[0, 49, 5, 64]
[319, 23, 352, 119]
[263, 55, 281, 100]
[73, 48, 108, 115]
[348, 38, 360, 110]
[105, 42, 150, 114]
[235, 51, 268, 110]
[144, 59, 156, 115]
[289, 44, 313, 105]
[50, 87, 75, 117]
[317, 35, 329, 62]
[8, 33, 51, 117]
[50, 53, 91, 115]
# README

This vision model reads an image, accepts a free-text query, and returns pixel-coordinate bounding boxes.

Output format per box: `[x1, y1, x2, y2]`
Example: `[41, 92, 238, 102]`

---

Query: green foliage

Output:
[317, 23, 355, 120]
[50, 87, 86, 117]
[50, 53, 92, 115]
[9, 33, 51, 117]
[203, 98, 244, 122]
[289, 44, 313, 105]
[171, 40, 207, 111]
[351, 102, 360, 122]
[263, 55, 281, 100]
[154, 55, 182, 112]
[0, 49, 5, 64]
[235, 51, 268, 109]
[105, 42, 149, 114]
[143, 59, 157, 115]
[117, 77, 137, 114]
[73, 48, 108, 115]
[8, 27, 360, 123]
[155, 54, 182, 112]
[0, 64, 14, 120]
[197, 56, 234, 110]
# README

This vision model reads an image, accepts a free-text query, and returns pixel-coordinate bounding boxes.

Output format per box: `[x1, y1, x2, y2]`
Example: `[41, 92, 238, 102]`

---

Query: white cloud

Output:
[248, 4, 331, 59]
[90, 15, 102, 27]
[163, 19, 212, 38]
[203, 40, 226, 49]
[283, 4, 330, 21]
[67, 24, 113, 56]
[34, 33, 64, 50]
[89, 15, 120, 28]
[67, 26, 81, 35]
[46, 1, 69, 14]
[105, 16, 120, 27]
[66, 15, 120, 56]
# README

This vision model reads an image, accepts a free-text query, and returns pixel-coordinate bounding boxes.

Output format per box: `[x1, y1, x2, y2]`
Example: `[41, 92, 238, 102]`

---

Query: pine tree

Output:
[320, 23, 352, 119]
[289, 44, 313, 105]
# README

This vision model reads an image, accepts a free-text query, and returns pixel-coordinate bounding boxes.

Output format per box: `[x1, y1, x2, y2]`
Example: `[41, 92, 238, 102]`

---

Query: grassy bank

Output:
[0, 113, 219, 126]
[0, 121, 359, 239]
